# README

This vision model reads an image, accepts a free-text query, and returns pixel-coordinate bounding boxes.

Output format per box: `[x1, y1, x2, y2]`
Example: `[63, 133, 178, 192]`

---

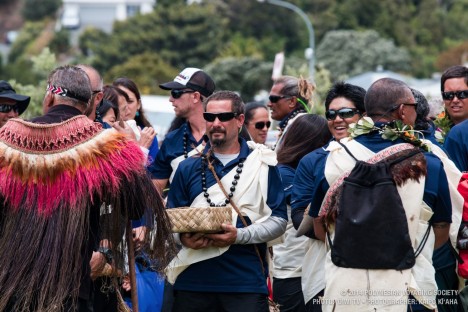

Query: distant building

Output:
[62, 0, 154, 32]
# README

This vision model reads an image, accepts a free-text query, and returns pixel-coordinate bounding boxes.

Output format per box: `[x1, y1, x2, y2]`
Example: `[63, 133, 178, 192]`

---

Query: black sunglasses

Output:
[254, 121, 271, 130]
[171, 89, 195, 99]
[325, 108, 360, 121]
[401, 102, 418, 109]
[442, 89, 468, 101]
[269, 95, 291, 103]
[0, 103, 20, 113]
[203, 112, 238, 122]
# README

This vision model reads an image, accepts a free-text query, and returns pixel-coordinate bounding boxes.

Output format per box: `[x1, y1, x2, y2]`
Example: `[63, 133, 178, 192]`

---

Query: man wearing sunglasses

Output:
[267, 76, 314, 150]
[293, 78, 457, 312]
[167, 91, 287, 312]
[442, 66, 468, 172]
[440, 65, 468, 126]
[0, 80, 30, 128]
[149, 68, 215, 192]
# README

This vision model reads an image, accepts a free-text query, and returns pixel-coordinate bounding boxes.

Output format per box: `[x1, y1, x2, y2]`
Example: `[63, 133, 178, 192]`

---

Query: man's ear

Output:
[397, 104, 409, 123]
[44, 92, 54, 108]
[288, 97, 297, 109]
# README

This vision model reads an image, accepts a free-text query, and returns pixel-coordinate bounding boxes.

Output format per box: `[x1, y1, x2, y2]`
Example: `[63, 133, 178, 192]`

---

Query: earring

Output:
[136, 111, 140, 117]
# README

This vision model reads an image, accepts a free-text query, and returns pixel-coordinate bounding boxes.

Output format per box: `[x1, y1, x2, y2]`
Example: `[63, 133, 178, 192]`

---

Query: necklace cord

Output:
[204, 152, 266, 276]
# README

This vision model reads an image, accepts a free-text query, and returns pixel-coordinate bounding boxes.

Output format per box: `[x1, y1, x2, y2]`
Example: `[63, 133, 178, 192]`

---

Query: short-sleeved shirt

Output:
[148, 122, 205, 180]
[444, 119, 468, 172]
[167, 138, 287, 294]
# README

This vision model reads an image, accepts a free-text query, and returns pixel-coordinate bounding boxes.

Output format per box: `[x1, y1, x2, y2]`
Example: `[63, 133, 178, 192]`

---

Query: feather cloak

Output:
[0, 116, 174, 312]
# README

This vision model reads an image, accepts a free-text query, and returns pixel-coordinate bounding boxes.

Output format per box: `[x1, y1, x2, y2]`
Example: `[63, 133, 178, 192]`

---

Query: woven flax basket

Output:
[167, 206, 232, 233]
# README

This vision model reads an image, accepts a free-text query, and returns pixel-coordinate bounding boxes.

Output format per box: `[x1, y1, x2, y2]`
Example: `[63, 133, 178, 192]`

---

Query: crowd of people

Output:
[0, 63, 467, 312]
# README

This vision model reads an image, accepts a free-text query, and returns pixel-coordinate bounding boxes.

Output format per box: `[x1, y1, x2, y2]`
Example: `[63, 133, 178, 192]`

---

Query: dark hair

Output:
[97, 99, 119, 121]
[47, 65, 91, 109]
[324, 81, 366, 112]
[277, 114, 332, 169]
[113, 77, 152, 128]
[411, 88, 430, 130]
[441, 65, 468, 92]
[364, 78, 412, 118]
[167, 117, 186, 133]
[103, 85, 128, 105]
[203, 90, 245, 115]
[273, 76, 315, 111]
[244, 101, 268, 125]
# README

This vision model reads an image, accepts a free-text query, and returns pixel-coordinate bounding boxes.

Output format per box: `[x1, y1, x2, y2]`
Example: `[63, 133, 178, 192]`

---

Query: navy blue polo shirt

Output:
[148, 122, 205, 180]
[277, 164, 295, 206]
[167, 138, 287, 294]
[292, 132, 452, 224]
[444, 119, 468, 172]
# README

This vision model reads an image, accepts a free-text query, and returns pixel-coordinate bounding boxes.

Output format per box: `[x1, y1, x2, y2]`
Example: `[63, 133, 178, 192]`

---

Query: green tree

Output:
[105, 52, 179, 94]
[316, 30, 411, 81]
[205, 57, 273, 101]
[81, 3, 227, 74]
[22, 0, 62, 21]
[10, 48, 58, 119]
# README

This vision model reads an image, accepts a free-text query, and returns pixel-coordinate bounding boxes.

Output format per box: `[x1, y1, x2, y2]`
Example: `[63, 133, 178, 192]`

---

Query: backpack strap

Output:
[337, 141, 358, 162]
[414, 223, 431, 258]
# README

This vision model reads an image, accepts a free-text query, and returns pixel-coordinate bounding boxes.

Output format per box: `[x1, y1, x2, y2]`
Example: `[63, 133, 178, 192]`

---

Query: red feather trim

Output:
[0, 116, 146, 215]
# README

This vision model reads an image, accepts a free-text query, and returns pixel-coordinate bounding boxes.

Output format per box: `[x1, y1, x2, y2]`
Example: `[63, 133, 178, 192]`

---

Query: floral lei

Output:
[433, 110, 453, 144]
[348, 116, 431, 152]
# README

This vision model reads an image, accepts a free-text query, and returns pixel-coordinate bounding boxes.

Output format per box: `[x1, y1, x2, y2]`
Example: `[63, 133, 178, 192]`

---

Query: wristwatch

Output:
[98, 247, 113, 264]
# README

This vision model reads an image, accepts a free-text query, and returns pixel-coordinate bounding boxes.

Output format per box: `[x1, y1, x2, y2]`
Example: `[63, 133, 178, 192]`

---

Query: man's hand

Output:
[180, 232, 212, 249]
[133, 226, 147, 252]
[139, 127, 157, 149]
[113, 121, 137, 141]
[89, 251, 107, 280]
[205, 223, 237, 248]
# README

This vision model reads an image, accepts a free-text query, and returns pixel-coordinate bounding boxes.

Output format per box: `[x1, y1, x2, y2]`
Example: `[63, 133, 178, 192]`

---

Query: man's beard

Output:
[210, 128, 226, 147]
[211, 137, 226, 147]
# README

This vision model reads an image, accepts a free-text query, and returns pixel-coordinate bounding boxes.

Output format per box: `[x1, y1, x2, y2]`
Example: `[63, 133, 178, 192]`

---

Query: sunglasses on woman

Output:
[254, 121, 271, 130]
[171, 89, 195, 99]
[0, 103, 20, 113]
[325, 108, 360, 121]
[442, 90, 468, 101]
[203, 112, 238, 122]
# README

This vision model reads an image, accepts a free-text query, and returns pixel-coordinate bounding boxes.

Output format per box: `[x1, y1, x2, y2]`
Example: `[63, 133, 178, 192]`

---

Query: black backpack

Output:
[327, 143, 430, 270]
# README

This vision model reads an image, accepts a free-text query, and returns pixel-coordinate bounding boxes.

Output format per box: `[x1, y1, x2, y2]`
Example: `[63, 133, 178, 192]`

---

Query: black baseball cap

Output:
[0, 80, 30, 115]
[159, 68, 215, 97]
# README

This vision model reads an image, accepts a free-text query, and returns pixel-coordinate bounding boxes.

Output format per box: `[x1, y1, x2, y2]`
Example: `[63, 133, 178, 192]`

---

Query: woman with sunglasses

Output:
[113, 77, 159, 165]
[291, 82, 365, 312]
[324, 82, 366, 141]
[244, 101, 270, 144]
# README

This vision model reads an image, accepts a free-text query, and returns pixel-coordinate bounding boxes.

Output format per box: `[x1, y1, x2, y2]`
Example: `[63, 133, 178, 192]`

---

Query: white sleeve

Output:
[235, 216, 287, 244]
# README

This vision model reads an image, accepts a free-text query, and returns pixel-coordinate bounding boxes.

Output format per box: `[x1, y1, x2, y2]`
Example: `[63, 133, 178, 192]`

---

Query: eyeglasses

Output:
[401, 103, 418, 109]
[0, 103, 19, 113]
[203, 112, 238, 122]
[254, 121, 271, 130]
[269, 95, 291, 103]
[325, 108, 360, 121]
[171, 89, 195, 99]
[442, 90, 468, 101]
